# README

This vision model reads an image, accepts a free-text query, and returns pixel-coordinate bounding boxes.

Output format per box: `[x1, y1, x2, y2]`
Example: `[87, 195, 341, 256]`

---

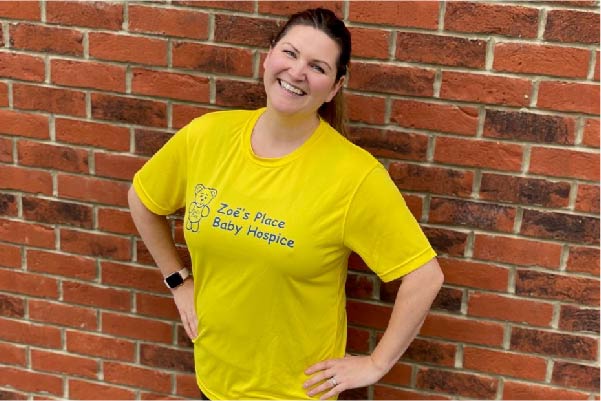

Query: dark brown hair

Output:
[271, 8, 352, 136]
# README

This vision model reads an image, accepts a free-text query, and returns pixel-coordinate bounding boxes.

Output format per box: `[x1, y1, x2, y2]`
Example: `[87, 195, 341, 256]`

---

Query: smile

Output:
[277, 79, 306, 96]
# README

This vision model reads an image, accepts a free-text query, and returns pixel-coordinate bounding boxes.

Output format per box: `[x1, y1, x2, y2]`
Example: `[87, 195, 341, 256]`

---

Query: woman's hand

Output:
[303, 354, 386, 399]
[172, 279, 198, 340]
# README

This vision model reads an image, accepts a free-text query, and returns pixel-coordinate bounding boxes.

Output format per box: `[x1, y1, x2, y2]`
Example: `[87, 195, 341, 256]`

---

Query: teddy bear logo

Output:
[186, 184, 217, 233]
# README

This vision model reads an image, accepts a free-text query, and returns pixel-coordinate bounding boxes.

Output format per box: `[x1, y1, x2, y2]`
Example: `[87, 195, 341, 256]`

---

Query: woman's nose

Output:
[288, 60, 306, 81]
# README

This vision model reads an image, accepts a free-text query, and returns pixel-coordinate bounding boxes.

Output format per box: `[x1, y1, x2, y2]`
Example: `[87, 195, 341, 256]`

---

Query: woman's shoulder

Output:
[187, 108, 257, 130]
[321, 124, 380, 170]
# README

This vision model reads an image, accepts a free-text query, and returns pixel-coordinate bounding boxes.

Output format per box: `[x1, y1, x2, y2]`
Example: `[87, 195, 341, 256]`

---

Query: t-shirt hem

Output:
[378, 247, 437, 283]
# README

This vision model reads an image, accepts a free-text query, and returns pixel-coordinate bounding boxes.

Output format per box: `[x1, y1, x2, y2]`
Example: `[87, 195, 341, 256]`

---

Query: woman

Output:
[129, 8, 443, 400]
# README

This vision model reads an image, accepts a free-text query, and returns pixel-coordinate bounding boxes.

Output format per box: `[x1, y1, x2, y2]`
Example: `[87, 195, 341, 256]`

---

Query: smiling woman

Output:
[128, 7, 443, 400]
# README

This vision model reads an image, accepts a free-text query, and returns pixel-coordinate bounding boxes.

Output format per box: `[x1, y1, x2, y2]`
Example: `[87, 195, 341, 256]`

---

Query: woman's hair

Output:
[271, 8, 352, 137]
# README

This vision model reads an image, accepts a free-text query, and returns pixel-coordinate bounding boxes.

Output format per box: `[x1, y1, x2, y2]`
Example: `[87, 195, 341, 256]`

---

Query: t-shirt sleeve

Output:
[132, 124, 189, 216]
[343, 165, 437, 282]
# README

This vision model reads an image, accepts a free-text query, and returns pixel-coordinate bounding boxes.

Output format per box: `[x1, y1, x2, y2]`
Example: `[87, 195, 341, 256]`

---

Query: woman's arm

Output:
[304, 258, 444, 399]
[128, 186, 198, 340]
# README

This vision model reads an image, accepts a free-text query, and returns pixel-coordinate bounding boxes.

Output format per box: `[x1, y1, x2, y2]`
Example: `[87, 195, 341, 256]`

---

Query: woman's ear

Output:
[326, 76, 345, 103]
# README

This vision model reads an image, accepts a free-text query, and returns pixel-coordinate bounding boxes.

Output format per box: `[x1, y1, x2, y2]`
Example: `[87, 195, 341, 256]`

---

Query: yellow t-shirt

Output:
[133, 108, 436, 399]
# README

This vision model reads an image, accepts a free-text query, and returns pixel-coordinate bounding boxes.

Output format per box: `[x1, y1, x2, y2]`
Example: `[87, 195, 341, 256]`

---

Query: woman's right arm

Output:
[128, 186, 198, 340]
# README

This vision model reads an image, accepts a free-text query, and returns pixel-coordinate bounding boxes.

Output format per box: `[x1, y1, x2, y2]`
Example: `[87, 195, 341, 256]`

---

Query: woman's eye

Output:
[283, 49, 296, 58]
[311, 64, 325, 73]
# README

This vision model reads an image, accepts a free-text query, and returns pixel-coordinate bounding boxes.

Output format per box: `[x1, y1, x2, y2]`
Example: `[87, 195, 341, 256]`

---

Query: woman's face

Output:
[263, 24, 343, 118]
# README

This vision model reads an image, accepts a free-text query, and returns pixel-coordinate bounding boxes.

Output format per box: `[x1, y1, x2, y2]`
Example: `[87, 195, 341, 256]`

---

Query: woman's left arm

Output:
[304, 258, 444, 399]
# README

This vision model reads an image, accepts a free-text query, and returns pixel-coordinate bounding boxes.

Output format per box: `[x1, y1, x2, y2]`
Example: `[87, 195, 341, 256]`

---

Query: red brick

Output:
[582, 118, 600, 148]
[416, 368, 498, 399]
[516, 269, 599, 306]
[0, 293, 24, 318]
[429, 197, 515, 232]
[13, 84, 86, 117]
[136, 293, 179, 320]
[445, 2, 538, 38]
[258, 1, 343, 16]
[349, 62, 435, 96]
[595, 50, 600, 81]
[575, 184, 600, 214]
[141, 392, 187, 401]
[30, 299, 97, 329]
[46, 1, 123, 29]
[101, 261, 166, 293]
[172, 105, 213, 130]
[423, 227, 468, 257]
[380, 362, 412, 386]
[434, 136, 523, 171]
[58, 173, 129, 207]
[94, 152, 146, 181]
[521, 209, 599, 245]
[68, 379, 135, 400]
[545, 9, 600, 44]
[0, 242, 21, 268]
[440, 71, 531, 106]
[27, 249, 96, 280]
[0, 53, 44, 82]
[51, 59, 125, 92]
[349, 26, 389, 59]
[0, 164, 53, 194]
[473, 234, 562, 269]
[0, 137, 12, 163]
[480, 173, 570, 208]
[0, 342, 26, 366]
[529, 147, 599, 181]
[10, 23, 83, 56]
[389, 163, 474, 197]
[215, 79, 266, 109]
[0, 193, 18, 217]
[392, 100, 478, 135]
[172, 42, 253, 77]
[421, 313, 504, 346]
[140, 343, 195, 372]
[89, 32, 167, 66]
[503, 380, 589, 400]
[175, 373, 202, 398]
[537, 81, 600, 114]
[0, 1, 40, 20]
[567, 246, 600, 275]
[346, 326, 370, 354]
[346, 300, 392, 330]
[104, 361, 172, 393]
[91, 93, 167, 128]
[0, 109, 48, 139]
[464, 347, 547, 381]
[102, 312, 172, 343]
[129, 5, 208, 39]
[484, 109, 576, 144]
[0, 82, 8, 107]
[63, 281, 131, 311]
[374, 385, 450, 400]
[60, 228, 131, 261]
[345, 273, 375, 300]
[18, 140, 89, 173]
[349, 1, 438, 29]
[214, 14, 282, 47]
[31, 349, 98, 379]
[468, 292, 553, 327]
[134, 129, 173, 156]
[493, 42, 590, 78]
[175, 0, 253, 12]
[552, 362, 600, 392]
[349, 127, 428, 161]
[0, 218, 55, 248]
[438, 257, 509, 291]
[66, 331, 135, 362]
[0, 317, 61, 348]
[0, 389, 27, 400]
[55, 118, 130, 151]
[97, 208, 137, 236]
[0, 269, 58, 298]
[22, 196, 92, 228]
[403, 194, 424, 221]
[559, 305, 600, 334]
[401, 338, 456, 367]
[396, 32, 486, 68]
[347, 93, 386, 124]
[0, 366, 63, 396]
[132, 68, 210, 102]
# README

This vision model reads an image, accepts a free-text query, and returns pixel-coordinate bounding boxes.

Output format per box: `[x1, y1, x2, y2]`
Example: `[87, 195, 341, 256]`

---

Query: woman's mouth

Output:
[277, 79, 306, 96]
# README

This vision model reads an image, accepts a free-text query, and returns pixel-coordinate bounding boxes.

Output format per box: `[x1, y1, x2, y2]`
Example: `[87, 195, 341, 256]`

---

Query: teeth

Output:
[279, 79, 305, 95]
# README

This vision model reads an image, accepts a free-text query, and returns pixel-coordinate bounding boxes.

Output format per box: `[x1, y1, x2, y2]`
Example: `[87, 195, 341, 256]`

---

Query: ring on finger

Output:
[329, 377, 337, 387]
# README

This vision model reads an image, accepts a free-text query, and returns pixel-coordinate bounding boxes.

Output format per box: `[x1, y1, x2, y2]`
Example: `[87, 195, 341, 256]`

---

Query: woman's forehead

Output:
[277, 25, 340, 61]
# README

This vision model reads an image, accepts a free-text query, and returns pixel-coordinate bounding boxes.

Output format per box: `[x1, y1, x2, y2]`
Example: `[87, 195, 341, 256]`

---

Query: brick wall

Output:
[0, 1, 599, 399]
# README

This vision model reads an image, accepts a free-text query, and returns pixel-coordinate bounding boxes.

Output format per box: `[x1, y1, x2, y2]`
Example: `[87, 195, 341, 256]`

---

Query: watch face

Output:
[165, 273, 184, 288]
